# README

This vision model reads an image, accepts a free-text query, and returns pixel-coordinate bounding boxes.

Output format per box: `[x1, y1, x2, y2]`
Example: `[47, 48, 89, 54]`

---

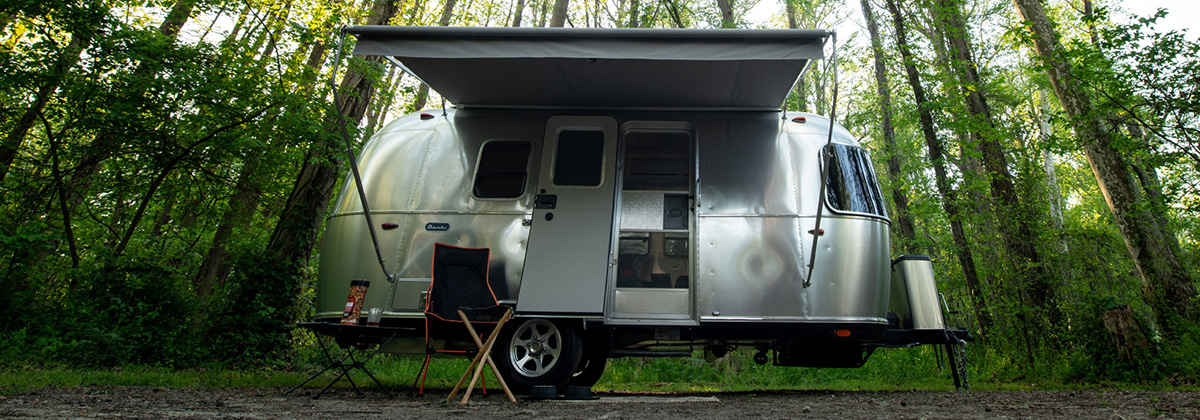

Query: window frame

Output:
[550, 129, 607, 188]
[471, 139, 534, 200]
[819, 143, 890, 221]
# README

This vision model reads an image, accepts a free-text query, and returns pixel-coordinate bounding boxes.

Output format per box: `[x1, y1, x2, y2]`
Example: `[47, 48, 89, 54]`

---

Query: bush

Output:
[1065, 297, 1165, 382]
[201, 253, 304, 366]
[51, 256, 198, 367]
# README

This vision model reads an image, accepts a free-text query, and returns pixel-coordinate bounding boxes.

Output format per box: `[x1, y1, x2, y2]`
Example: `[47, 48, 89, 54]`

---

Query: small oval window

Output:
[473, 140, 532, 199]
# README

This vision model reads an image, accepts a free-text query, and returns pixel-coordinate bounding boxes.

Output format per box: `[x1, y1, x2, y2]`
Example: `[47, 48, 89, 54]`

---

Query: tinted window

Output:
[823, 144, 888, 218]
[664, 237, 688, 258]
[619, 237, 649, 255]
[473, 141, 532, 199]
[553, 130, 604, 186]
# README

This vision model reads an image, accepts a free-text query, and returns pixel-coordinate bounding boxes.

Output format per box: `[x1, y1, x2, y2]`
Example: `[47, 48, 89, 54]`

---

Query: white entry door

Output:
[517, 116, 619, 314]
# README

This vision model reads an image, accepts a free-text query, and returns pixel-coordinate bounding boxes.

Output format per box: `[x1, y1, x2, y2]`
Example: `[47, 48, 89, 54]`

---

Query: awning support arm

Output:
[804, 31, 839, 289]
[331, 27, 395, 283]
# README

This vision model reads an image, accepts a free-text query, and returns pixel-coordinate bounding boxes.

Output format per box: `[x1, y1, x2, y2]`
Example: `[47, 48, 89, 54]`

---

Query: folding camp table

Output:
[286, 322, 414, 399]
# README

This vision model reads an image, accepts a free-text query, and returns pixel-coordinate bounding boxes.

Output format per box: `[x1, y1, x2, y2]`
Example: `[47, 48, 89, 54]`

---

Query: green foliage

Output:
[0, 255, 199, 367]
[201, 253, 305, 366]
[0, 0, 1196, 390]
[1064, 299, 1161, 383]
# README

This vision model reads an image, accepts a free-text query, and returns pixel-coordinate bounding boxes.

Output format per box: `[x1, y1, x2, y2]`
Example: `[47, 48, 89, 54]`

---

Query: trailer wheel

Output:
[569, 349, 608, 387]
[495, 318, 582, 394]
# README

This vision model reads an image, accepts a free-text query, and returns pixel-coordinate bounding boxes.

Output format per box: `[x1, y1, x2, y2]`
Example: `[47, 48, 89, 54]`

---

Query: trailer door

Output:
[517, 116, 619, 314]
[609, 124, 695, 322]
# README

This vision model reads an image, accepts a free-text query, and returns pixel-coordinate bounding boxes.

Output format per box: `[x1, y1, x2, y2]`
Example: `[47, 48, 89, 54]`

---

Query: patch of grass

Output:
[3, 342, 1197, 393]
[597, 346, 966, 393]
[0, 355, 492, 395]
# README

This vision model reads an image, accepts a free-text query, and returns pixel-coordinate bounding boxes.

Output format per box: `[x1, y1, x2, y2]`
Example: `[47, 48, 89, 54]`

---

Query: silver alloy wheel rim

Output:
[508, 319, 563, 378]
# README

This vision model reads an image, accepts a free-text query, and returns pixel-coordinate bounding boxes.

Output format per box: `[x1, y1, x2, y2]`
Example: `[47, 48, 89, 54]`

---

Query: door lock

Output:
[534, 194, 557, 209]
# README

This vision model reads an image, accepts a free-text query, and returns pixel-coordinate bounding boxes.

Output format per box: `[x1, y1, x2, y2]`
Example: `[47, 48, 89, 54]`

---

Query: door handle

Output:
[534, 194, 557, 209]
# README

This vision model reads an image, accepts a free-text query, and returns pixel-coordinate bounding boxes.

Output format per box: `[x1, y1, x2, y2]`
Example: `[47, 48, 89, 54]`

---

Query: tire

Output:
[569, 349, 608, 387]
[494, 318, 583, 394]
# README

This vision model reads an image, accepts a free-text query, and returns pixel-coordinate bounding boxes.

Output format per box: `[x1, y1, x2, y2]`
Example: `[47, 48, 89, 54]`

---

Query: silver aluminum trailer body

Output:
[317, 108, 890, 327]
[313, 26, 969, 391]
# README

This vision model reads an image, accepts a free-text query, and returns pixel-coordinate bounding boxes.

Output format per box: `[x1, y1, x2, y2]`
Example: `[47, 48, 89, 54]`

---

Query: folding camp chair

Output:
[413, 243, 515, 404]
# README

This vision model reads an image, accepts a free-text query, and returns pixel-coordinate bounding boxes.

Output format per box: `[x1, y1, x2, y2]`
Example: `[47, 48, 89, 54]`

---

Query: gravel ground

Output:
[2, 386, 1198, 419]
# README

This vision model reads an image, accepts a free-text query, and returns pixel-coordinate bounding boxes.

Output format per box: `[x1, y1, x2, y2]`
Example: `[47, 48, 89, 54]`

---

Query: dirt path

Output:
[1, 386, 1197, 419]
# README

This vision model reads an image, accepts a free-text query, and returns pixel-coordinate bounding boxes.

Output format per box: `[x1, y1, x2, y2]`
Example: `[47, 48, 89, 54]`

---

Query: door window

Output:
[552, 130, 605, 186]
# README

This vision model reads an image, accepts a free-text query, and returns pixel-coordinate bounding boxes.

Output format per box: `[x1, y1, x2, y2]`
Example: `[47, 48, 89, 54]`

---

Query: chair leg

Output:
[447, 309, 515, 404]
[481, 315, 515, 402]
[411, 352, 433, 396]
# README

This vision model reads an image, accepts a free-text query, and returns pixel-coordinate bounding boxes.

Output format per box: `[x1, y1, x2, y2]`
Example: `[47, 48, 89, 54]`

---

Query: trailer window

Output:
[473, 140, 532, 199]
[618, 236, 649, 255]
[822, 144, 888, 218]
[553, 130, 605, 186]
[664, 237, 688, 258]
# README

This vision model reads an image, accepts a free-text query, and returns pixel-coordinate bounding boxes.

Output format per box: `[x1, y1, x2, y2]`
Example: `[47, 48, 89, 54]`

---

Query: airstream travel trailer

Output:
[314, 26, 970, 392]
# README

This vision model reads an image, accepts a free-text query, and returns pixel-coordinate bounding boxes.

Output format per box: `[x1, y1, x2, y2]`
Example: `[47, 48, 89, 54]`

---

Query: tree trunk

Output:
[549, 0, 569, 27]
[0, 34, 90, 185]
[1037, 91, 1065, 233]
[1082, 0, 1100, 46]
[861, 0, 917, 253]
[223, 6, 252, 46]
[886, 0, 992, 337]
[264, 0, 398, 267]
[1012, 0, 1198, 335]
[194, 160, 264, 304]
[537, 0, 548, 26]
[260, 0, 295, 59]
[47, 120, 79, 268]
[408, 0, 458, 112]
[158, 0, 198, 37]
[1101, 305, 1151, 362]
[664, 0, 685, 28]
[1124, 122, 1173, 234]
[367, 66, 397, 132]
[716, 0, 734, 28]
[930, 0, 1058, 327]
[58, 0, 200, 215]
[407, 0, 427, 23]
[512, 0, 526, 26]
[628, 0, 640, 27]
[785, 0, 797, 30]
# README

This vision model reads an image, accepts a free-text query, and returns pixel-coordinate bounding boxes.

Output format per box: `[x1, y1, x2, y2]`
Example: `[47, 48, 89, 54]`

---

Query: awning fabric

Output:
[346, 26, 831, 110]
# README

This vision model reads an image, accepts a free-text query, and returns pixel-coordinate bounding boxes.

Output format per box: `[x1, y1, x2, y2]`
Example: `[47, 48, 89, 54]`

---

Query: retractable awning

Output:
[345, 26, 831, 111]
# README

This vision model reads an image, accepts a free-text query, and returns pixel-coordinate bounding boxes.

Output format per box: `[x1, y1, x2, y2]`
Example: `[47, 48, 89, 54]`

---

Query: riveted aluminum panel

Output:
[695, 215, 890, 322]
[317, 109, 543, 319]
[331, 110, 544, 215]
[316, 212, 529, 317]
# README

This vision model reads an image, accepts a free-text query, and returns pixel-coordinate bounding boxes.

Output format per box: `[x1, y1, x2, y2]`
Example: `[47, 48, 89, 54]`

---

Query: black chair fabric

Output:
[427, 243, 499, 323]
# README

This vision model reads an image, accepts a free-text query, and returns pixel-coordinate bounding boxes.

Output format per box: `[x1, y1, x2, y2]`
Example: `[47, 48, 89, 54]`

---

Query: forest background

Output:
[1, 0, 1198, 387]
